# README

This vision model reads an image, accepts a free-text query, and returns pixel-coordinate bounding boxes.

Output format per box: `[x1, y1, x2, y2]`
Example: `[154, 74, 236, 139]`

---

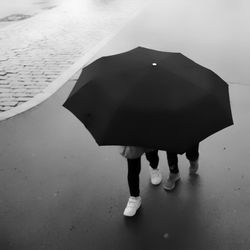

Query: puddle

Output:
[0, 0, 61, 28]
[0, 14, 32, 22]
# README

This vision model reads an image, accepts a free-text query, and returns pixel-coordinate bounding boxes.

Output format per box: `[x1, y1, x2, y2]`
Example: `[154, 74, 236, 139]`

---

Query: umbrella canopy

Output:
[63, 47, 233, 153]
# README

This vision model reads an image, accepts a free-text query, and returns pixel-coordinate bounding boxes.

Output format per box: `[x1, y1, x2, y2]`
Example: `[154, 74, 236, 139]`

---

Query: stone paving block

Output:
[25, 89, 42, 94]
[0, 97, 16, 101]
[0, 88, 11, 93]
[0, 93, 12, 97]
[10, 85, 27, 88]
[0, 76, 8, 80]
[12, 93, 33, 97]
[0, 101, 18, 106]
[25, 85, 48, 89]
[11, 88, 27, 93]
[0, 106, 12, 111]
[0, 81, 9, 85]
[15, 97, 32, 101]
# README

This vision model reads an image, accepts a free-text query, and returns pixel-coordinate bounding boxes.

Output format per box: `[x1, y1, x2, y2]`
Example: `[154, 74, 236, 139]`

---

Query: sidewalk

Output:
[0, 0, 150, 120]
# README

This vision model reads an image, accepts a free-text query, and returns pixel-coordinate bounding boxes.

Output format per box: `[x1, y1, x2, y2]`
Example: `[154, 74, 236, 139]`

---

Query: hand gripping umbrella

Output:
[63, 47, 233, 153]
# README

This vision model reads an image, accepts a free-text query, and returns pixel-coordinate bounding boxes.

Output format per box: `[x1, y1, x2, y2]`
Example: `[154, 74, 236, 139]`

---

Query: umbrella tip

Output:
[152, 62, 157, 66]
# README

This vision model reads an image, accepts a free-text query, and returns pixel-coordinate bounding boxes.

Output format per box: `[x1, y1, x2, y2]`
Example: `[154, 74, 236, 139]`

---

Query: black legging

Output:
[127, 150, 159, 197]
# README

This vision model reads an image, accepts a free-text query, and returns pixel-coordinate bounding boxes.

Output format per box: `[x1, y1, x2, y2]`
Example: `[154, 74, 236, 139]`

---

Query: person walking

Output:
[121, 143, 199, 217]
[121, 147, 162, 217]
[163, 143, 200, 191]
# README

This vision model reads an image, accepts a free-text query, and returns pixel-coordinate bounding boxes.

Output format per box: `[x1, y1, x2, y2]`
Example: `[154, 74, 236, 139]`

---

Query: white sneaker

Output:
[123, 196, 142, 217]
[150, 168, 162, 185]
[163, 172, 180, 191]
[189, 160, 199, 175]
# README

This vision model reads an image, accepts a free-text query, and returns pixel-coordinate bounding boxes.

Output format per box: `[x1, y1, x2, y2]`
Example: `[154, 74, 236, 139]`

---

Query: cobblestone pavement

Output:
[0, 0, 149, 116]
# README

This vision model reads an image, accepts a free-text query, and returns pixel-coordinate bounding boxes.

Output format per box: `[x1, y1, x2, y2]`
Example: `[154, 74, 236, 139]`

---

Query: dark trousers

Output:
[127, 144, 199, 196]
[127, 150, 159, 197]
[167, 143, 199, 173]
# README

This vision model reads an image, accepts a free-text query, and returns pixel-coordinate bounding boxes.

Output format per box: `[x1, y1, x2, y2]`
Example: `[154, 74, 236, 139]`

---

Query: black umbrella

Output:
[63, 47, 233, 153]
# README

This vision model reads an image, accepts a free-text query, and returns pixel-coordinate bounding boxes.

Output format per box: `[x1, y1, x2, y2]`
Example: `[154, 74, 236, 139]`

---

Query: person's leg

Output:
[166, 151, 179, 173]
[145, 150, 159, 169]
[145, 150, 162, 185]
[186, 143, 199, 174]
[127, 158, 141, 197]
[124, 157, 142, 217]
[186, 143, 199, 162]
[163, 151, 180, 191]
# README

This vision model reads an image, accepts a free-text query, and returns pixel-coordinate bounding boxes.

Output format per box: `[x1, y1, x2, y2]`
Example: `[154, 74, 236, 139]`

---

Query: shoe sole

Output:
[123, 205, 141, 217]
[123, 206, 141, 218]
[163, 178, 180, 191]
[151, 179, 162, 186]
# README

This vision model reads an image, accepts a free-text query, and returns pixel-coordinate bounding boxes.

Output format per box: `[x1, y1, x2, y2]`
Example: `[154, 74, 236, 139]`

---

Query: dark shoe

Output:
[189, 160, 199, 175]
[163, 172, 180, 191]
